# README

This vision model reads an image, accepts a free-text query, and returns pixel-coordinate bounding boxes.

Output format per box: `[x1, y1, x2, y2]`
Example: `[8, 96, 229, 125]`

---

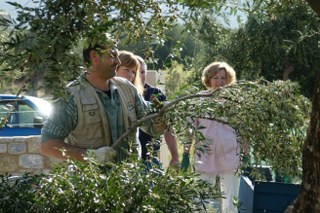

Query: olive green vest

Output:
[66, 76, 138, 150]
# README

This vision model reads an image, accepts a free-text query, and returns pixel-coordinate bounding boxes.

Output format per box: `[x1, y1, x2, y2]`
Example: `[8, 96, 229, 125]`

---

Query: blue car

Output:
[0, 94, 52, 136]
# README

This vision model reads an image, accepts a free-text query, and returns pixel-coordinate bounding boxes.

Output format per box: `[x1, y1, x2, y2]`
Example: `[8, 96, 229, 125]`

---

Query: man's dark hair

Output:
[82, 33, 117, 66]
[82, 44, 104, 64]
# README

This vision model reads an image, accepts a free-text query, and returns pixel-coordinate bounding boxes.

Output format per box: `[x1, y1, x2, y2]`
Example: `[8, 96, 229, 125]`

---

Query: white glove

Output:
[91, 146, 116, 164]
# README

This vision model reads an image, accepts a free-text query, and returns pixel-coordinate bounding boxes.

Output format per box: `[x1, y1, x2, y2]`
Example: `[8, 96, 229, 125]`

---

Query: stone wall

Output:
[0, 136, 54, 176]
[0, 135, 173, 175]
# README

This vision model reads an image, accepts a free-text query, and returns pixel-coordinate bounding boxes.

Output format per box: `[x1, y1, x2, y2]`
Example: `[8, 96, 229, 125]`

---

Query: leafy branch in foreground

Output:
[113, 79, 310, 179]
[167, 79, 310, 179]
[0, 157, 218, 213]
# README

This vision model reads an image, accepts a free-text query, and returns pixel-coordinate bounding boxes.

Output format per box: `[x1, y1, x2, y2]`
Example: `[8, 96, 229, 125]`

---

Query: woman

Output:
[116, 50, 150, 159]
[193, 61, 240, 213]
[116, 50, 144, 95]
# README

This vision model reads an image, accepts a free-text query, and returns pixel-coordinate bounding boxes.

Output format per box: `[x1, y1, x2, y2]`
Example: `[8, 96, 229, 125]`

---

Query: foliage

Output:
[0, 29, 22, 91]
[181, 1, 320, 99]
[118, 23, 198, 72]
[0, 158, 218, 213]
[163, 80, 311, 179]
[189, 14, 235, 68]
[0, 173, 44, 213]
[163, 61, 200, 98]
[0, 0, 181, 98]
[226, 1, 320, 98]
[2, 0, 317, 98]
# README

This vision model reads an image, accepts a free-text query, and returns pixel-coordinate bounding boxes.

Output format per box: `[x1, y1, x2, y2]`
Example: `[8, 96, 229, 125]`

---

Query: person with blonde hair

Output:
[201, 61, 236, 90]
[116, 50, 144, 95]
[192, 61, 240, 213]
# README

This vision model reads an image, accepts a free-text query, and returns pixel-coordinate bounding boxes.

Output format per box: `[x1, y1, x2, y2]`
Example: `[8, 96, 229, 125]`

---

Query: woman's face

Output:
[116, 65, 136, 83]
[209, 68, 227, 90]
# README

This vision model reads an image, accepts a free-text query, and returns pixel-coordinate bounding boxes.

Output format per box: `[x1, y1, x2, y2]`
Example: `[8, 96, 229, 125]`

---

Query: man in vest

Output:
[40, 33, 166, 163]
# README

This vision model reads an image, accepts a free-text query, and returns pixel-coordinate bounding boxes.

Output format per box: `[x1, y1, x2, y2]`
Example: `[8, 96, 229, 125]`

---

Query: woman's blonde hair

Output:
[118, 50, 144, 95]
[201, 61, 236, 88]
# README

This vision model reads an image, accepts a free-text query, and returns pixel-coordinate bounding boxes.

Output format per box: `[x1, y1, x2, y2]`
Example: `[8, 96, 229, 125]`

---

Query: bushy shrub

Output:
[0, 158, 218, 213]
[0, 173, 44, 213]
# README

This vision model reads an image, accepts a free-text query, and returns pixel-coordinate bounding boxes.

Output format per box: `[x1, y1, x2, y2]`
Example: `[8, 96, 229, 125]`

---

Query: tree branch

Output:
[111, 89, 218, 149]
[111, 82, 256, 149]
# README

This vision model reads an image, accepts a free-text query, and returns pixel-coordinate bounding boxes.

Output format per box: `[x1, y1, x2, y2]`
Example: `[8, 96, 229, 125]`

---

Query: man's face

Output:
[96, 47, 120, 79]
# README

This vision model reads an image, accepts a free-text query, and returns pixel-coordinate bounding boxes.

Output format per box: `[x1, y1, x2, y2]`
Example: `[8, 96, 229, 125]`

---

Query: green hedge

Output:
[0, 157, 218, 213]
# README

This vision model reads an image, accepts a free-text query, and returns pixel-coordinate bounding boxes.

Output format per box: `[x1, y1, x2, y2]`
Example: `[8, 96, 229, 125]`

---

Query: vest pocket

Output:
[83, 104, 103, 139]
[83, 104, 101, 123]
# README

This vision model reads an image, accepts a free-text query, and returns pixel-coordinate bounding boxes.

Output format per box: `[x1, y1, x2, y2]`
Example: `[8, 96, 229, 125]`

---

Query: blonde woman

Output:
[193, 61, 239, 213]
[116, 50, 144, 95]
[201, 61, 236, 90]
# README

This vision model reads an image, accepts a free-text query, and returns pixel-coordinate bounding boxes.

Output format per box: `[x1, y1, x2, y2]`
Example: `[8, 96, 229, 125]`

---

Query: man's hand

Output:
[90, 147, 117, 164]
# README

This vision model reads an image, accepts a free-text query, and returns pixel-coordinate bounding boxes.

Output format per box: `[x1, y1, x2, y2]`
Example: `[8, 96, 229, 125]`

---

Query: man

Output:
[40, 33, 166, 163]
[136, 55, 179, 166]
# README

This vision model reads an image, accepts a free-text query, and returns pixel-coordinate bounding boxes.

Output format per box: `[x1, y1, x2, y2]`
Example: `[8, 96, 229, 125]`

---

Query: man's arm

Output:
[40, 95, 83, 160]
[40, 139, 86, 161]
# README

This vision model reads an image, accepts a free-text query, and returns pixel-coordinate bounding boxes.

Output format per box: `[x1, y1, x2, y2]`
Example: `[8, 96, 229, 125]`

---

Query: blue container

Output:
[239, 176, 300, 213]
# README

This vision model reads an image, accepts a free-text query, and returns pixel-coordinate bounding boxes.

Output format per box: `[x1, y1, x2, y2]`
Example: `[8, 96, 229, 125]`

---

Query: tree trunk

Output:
[285, 70, 320, 212]
[306, 0, 320, 16]
[283, 63, 294, 81]
[285, 2, 320, 212]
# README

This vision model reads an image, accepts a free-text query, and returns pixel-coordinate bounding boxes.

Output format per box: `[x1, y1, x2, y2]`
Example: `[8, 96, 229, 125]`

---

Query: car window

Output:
[0, 101, 42, 128]
[0, 103, 14, 126]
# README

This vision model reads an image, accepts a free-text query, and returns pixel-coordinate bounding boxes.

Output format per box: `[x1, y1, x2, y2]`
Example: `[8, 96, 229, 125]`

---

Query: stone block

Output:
[8, 143, 26, 154]
[20, 154, 44, 169]
[0, 155, 18, 172]
[0, 137, 14, 143]
[27, 137, 41, 154]
[0, 143, 7, 153]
